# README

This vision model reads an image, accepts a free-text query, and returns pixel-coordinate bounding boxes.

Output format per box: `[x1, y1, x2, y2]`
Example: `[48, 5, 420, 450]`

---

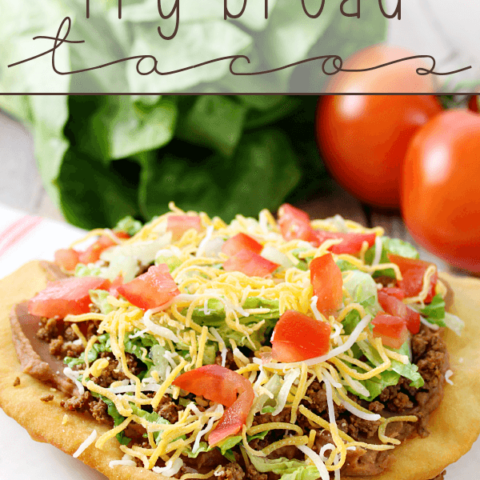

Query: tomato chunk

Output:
[117, 265, 180, 310]
[378, 291, 420, 334]
[277, 204, 316, 243]
[54, 248, 81, 271]
[271, 310, 332, 363]
[28, 277, 110, 318]
[388, 254, 437, 303]
[222, 233, 263, 257]
[79, 236, 117, 265]
[223, 250, 279, 277]
[381, 287, 405, 300]
[167, 215, 202, 241]
[173, 365, 254, 446]
[313, 230, 376, 254]
[372, 313, 409, 349]
[310, 254, 343, 315]
[277, 204, 376, 254]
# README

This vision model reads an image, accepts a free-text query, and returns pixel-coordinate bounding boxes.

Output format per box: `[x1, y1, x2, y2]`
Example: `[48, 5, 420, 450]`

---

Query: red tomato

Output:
[378, 291, 420, 334]
[167, 215, 202, 241]
[277, 204, 316, 243]
[468, 96, 479, 113]
[28, 277, 109, 318]
[402, 110, 480, 272]
[380, 287, 405, 300]
[223, 250, 279, 277]
[222, 233, 263, 257]
[316, 46, 442, 209]
[109, 276, 124, 297]
[278, 204, 375, 254]
[117, 265, 180, 310]
[79, 236, 116, 264]
[372, 313, 409, 349]
[113, 231, 131, 240]
[313, 230, 376, 255]
[173, 365, 254, 446]
[54, 248, 80, 271]
[271, 310, 331, 363]
[388, 254, 437, 303]
[310, 254, 343, 315]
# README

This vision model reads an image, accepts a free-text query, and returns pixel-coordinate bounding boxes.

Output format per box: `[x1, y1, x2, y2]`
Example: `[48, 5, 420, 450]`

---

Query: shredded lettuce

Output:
[155, 254, 182, 273]
[336, 259, 359, 272]
[115, 216, 143, 236]
[343, 271, 381, 317]
[247, 454, 310, 477]
[218, 431, 269, 459]
[75, 263, 102, 277]
[420, 294, 446, 327]
[444, 312, 465, 336]
[366, 237, 419, 278]
[89, 289, 114, 314]
[358, 339, 424, 389]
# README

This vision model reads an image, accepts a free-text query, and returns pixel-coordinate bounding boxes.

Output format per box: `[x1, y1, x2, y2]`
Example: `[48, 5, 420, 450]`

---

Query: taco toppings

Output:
[10, 203, 463, 479]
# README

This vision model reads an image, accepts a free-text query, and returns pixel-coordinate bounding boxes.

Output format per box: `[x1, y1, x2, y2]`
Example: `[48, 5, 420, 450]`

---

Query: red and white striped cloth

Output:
[0, 205, 85, 279]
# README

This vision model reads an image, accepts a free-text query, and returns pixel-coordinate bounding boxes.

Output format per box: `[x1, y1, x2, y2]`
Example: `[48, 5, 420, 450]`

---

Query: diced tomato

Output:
[113, 231, 131, 240]
[108, 275, 124, 297]
[222, 233, 263, 257]
[167, 215, 202, 241]
[28, 277, 110, 318]
[173, 365, 254, 446]
[116, 265, 180, 310]
[277, 204, 376, 254]
[378, 291, 420, 334]
[223, 250, 279, 277]
[54, 248, 81, 271]
[310, 254, 343, 315]
[313, 230, 376, 254]
[79, 236, 117, 265]
[381, 287, 405, 300]
[277, 204, 317, 243]
[271, 310, 332, 363]
[372, 313, 409, 349]
[388, 254, 437, 303]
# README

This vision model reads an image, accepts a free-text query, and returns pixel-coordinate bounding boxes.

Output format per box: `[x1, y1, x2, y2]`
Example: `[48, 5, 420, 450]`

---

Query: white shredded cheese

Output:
[341, 400, 381, 421]
[445, 370, 454, 385]
[143, 309, 179, 342]
[310, 296, 322, 321]
[221, 348, 228, 367]
[153, 458, 184, 477]
[372, 236, 383, 266]
[298, 445, 329, 480]
[192, 404, 224, 453]
[196, 226, 214, 258]
[63, 367, 85, 395]
[73, 429, 97, 458]
[271, 369, 300, 416]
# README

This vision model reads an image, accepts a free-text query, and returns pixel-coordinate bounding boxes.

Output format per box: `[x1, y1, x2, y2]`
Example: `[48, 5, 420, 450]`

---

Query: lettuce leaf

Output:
[358, 339, 424, 389]
[366, 237, 419, 279]
[420, 294, 447, 327]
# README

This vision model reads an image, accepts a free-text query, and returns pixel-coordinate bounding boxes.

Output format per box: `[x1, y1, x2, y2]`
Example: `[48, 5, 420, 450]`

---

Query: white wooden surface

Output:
[0, 112, 63, 222]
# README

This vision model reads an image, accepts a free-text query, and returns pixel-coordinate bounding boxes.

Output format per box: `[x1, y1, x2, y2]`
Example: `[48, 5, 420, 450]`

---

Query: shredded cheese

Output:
[73, 430, 97, 458]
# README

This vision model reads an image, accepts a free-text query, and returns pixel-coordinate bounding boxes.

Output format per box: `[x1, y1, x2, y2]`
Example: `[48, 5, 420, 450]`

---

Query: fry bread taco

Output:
[1, 204, 479, 480]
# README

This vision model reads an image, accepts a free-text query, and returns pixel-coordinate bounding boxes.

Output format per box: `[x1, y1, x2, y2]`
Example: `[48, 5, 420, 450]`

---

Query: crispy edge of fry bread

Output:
[0, 262, 479, 480]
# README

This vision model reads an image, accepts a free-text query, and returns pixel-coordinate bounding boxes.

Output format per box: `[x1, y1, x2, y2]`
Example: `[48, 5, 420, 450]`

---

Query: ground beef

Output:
[219, 463, 246, 480]
[154, 395, 184, 423]
[89, 352, 144, 388]
[61, 391, 113, 426]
